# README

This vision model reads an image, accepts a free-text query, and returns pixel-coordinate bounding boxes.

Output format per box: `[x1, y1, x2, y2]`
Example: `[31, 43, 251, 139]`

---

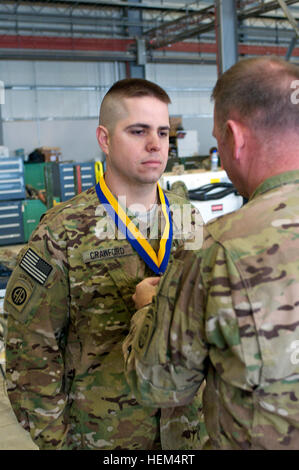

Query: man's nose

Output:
[146, 133, 161, 152]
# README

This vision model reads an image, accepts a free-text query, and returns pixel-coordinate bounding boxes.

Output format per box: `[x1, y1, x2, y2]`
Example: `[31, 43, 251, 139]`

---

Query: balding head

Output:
[99, 78, 171, 134]
[212, 56, 299, 138]
[212, 57, 299, 197]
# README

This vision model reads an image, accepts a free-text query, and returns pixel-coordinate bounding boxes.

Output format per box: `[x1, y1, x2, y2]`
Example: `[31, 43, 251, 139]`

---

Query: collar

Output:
[249, 169, 299, 201]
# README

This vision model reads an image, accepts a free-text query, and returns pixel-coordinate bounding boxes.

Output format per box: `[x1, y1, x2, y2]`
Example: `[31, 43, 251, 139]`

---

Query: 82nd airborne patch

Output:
[7, 275, 34, 313]
[6, 249, 53, 315]
[11, 286, 28, 306]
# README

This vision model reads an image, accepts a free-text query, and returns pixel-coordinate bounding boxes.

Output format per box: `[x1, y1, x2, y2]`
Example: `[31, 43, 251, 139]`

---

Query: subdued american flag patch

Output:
[20, 248, 53, 285]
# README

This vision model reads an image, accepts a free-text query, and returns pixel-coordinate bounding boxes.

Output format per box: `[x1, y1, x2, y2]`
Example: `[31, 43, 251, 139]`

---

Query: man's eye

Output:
[131, 129, 144, 135]
[159, 131, 169, 137]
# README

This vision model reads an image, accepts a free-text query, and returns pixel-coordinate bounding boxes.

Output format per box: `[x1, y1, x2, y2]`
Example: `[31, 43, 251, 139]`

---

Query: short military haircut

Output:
[212, 56, 299, 135]
[99, 78, 171, 130]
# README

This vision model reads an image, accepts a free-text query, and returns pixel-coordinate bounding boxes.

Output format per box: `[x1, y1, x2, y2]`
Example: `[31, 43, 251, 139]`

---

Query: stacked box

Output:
[37, 146, 61, 163]
[52, 163, 76, 202]
[169, 115, 183, 137]
[24, 162, 46, 191]
[48, 162, 96, 204]
[22, 199, 47, 242]
[74, 163, 96, 194]
[0, 201, 24, 246]
[0, 158, 26, 201]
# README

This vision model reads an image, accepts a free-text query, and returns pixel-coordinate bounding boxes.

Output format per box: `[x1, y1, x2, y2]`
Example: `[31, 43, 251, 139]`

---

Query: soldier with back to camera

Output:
[124, 57, 299, 450]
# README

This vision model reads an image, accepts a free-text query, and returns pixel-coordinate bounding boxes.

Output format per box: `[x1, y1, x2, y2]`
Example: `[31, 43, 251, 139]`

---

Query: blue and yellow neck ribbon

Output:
[95, 175, 173, 275]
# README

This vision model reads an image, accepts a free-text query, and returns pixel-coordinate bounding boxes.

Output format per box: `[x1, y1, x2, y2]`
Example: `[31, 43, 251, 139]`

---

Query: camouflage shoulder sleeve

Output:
[123, 248, 208, 408]
[4, 216, 70, 449]
[166, 190, 204, 252]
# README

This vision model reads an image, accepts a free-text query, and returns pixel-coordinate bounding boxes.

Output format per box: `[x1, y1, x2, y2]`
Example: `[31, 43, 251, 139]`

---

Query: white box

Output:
[0, 146, 9, 158]
[177, 130, 198, 158]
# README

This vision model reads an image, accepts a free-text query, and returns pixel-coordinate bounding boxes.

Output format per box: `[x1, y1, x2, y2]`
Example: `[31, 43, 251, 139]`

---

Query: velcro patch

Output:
[83, 245, 133, 263]
[7, 276, 34, 312]
[20, 248, 53, 285]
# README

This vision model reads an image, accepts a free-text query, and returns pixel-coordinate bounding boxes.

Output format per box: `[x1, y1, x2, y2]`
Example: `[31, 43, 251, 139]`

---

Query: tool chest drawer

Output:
[0, 201, 24, 245]
[0, 158, 26, 201]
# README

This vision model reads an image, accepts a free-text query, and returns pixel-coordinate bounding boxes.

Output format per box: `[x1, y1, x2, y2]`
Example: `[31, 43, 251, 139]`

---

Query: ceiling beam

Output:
[238, 0, 299, 20]
[145, 4, 215, 49]
[1, 35, 299, 63]
[145, 0, 299, 49]
[0, 0, 206, 13]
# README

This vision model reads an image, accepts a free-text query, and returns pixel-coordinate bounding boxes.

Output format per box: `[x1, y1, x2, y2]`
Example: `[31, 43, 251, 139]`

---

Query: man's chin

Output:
[136, 178, 161, 185]
[135, 172, 165, 186]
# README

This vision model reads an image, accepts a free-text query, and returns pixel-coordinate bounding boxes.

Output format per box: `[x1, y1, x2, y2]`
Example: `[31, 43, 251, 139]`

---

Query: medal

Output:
[95, 175, 173, 274]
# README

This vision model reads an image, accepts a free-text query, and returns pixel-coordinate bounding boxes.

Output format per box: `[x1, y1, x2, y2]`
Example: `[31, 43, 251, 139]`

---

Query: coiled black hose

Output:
[188, 182, 239, 201]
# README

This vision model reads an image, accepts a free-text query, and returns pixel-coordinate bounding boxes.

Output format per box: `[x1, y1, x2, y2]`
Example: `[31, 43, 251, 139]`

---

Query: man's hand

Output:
[132, 277, 160, 310]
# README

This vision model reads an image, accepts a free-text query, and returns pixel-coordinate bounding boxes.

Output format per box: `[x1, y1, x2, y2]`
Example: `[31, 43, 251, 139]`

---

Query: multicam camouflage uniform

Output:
[124, 170, 299, 450]
[4, 185, 203, 450]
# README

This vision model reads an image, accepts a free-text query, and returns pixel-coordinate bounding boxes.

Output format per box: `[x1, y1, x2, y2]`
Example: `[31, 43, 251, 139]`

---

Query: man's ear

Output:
[96, 125, 109, 155]
[226, 119, 245, 161]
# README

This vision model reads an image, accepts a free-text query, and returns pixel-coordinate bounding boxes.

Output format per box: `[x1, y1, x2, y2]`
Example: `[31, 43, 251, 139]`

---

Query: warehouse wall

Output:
[0, 60, 125, 162]
[146, 63, 218, 155]
[3, 119, 103, 162]
[0, 60, 218, 161]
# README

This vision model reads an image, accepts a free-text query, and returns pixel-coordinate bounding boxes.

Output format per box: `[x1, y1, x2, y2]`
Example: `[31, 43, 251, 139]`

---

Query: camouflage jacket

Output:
[4, 185, 203, 450]
[124, 170, 299, 450]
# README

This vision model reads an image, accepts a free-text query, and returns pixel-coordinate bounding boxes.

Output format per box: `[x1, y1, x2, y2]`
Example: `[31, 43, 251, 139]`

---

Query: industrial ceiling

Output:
[0, 0, 299, 63]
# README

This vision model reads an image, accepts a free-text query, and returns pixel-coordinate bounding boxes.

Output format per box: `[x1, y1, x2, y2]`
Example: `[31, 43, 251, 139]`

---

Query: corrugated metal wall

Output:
[1, 61, 124, 120]
[0, 60, 125, 162]
[146, 63, 218, 155]
[0, 60, 217, 161]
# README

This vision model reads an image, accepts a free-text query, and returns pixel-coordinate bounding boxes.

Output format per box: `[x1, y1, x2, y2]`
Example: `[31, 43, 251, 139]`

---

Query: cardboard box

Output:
[177, 130, 199, 157]
[0, 146, 9, 158]
[169, 116, 183, 137]
[37, 146, 61, 163]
